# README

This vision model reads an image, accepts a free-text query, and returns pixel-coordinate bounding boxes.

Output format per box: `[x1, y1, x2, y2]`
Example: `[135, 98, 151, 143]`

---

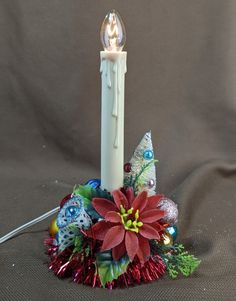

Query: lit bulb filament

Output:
[107, 23, 119, 49]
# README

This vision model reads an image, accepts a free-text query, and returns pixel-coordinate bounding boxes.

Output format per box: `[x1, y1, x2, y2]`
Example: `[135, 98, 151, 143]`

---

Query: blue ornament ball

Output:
[85, 179, 101, 189]
[65, 205, 80, 218]
[143, 149, 154, 160]
[166, 226, 178, 241]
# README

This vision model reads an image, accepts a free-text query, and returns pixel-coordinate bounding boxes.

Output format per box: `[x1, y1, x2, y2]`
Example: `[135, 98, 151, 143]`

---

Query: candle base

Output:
[44, 132, 200, 289]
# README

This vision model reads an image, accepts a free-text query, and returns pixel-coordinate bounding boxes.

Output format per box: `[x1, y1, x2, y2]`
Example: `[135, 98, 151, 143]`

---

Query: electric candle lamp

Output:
[100, 10, 127, 191]
[0, 10, 200, 290]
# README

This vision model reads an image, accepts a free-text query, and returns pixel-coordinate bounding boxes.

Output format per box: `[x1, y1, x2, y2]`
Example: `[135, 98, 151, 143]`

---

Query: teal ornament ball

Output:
[143, 149, 154, 160]
[166, 226, 178, 241]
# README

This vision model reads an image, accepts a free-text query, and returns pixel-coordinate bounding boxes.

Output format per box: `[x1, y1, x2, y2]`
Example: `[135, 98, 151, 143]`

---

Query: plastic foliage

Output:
[96, 251, 130, 287]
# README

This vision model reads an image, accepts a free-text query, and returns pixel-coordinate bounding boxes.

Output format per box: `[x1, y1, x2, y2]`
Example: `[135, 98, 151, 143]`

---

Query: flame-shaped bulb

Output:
[100, 10, 126, 52]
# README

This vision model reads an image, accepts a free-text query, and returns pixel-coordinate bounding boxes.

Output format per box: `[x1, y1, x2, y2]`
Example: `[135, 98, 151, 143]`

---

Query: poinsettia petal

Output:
[149, 222, 165, 232]
[126, 187, 135, 207]
[92, 198, 117, 217]
[101, 225, 125, 251]
[105, 211, 121, 223]
[125, 231, 139, 261]
[112, 190, 129, 210]
[132, 190, 148, 213]
[140, 209, 165, 223]
[139, 224, 160, 239]
[145, 194, 164, 210]
[112, 240, 126, 261]
[85, 221, 110, 240]
[137, 236, 150, 264]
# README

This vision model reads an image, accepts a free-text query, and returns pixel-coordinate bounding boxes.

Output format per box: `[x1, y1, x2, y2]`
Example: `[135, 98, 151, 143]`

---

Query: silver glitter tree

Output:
[124, 131, 157, 195]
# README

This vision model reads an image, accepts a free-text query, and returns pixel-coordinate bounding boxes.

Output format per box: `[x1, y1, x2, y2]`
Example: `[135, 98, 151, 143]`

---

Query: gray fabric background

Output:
[0, 1, 236, 300]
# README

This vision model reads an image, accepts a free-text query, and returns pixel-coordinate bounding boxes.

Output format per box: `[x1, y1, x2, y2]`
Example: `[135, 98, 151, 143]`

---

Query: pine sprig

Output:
[152, 242, 201, 279]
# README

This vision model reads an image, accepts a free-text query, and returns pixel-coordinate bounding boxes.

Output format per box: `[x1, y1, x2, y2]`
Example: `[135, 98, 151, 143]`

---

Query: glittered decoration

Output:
[57, 195, 92, 252]
[124, 131, 157, 196]
[157, 197, 178, 225]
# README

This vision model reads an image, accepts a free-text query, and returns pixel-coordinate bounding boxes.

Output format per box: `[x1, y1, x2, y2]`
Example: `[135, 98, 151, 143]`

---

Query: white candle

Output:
[100, 10, 127, 192]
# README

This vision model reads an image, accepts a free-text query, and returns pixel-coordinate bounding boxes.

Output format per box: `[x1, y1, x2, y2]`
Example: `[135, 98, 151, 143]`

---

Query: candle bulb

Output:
[100, 9, 126, 51]
[100, 10, 127, 191]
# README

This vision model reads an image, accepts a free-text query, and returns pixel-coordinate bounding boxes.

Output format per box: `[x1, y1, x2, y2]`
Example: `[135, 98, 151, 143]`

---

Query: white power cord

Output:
[0, 206, 60, 244]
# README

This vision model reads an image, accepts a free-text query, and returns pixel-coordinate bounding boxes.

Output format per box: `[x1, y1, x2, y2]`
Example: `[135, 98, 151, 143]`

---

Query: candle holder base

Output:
[45, 132, 200, 288]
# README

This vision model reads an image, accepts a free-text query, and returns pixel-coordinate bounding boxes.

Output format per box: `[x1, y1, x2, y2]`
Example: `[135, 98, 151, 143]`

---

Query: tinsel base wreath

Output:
[45, 236, 166, 288]
[45, 132, 200, 289]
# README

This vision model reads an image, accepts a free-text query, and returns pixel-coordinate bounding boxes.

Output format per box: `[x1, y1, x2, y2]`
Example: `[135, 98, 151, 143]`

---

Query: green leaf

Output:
[96, 251, 130, 287]
[72, 235, 84, 254]
[132, 159, 158, 191]
[73, 184, 93, 199]
[73, 185, 113, 220]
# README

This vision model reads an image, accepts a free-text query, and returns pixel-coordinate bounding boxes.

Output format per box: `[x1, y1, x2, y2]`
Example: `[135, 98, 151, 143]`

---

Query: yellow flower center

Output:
[119, 205, 143, 233]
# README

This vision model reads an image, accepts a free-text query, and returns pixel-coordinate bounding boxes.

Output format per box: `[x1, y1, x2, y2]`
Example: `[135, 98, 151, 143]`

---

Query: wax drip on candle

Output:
[113, 61, 119, 148]
[112, 62, 118, 117]
[100, 57, 126, 149]
[106, 60, 112, 88]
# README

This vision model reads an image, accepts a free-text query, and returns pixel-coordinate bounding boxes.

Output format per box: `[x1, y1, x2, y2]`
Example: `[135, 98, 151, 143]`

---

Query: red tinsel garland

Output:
[44, 237, 166, 289]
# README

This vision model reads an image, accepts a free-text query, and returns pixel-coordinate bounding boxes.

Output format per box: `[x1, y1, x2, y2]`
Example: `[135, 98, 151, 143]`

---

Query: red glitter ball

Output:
[124, 163, 132, 173]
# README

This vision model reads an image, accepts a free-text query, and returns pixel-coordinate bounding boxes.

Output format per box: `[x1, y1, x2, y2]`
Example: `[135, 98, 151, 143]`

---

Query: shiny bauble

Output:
[161, 232, 173, 247]
[124, 162, 132, 173]
[143, 149, 154, 160]
[166, 225, 178, 241]
[85, 179, 101, 189]
[157, 197, 178, 225]
[147, 179, 155, 188]
[49, 218, 59, 237]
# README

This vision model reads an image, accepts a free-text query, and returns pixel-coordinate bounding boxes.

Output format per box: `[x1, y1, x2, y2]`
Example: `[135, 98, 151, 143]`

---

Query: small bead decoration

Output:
[143, 149, 154, 160]
[124, 162, 132, 173]
[147, 179, 155, 188]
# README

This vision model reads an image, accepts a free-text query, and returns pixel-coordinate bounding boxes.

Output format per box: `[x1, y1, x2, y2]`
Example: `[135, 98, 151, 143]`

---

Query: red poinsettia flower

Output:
[86, 188, 165, 264]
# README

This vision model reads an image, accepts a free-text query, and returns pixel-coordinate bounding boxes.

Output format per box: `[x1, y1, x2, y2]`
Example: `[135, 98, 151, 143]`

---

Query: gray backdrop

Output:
[0, 1, 236, 300]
